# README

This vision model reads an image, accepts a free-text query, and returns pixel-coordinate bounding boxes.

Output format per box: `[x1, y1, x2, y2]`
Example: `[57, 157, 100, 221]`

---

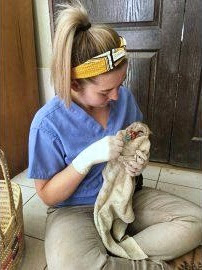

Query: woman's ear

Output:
[71, 80, 82, 92]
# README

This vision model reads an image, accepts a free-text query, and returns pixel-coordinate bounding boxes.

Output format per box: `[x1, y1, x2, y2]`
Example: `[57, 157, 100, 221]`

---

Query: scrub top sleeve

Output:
[127, 90, 143, 122]
[27, 128, 66, 179]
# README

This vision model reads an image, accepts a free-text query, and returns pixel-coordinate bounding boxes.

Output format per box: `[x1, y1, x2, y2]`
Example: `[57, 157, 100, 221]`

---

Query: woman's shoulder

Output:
[30, 96, 66, 130]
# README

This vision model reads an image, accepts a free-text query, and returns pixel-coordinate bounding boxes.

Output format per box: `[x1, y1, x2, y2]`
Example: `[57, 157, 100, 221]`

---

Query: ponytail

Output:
[50, 0, 121, 106]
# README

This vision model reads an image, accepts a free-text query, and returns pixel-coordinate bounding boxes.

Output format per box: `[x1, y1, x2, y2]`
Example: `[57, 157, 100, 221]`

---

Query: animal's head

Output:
[121, 122, 151, 157]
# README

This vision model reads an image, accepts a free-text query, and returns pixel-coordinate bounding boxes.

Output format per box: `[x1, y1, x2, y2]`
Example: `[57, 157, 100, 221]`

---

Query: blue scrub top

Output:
[28, 86, 143, 207]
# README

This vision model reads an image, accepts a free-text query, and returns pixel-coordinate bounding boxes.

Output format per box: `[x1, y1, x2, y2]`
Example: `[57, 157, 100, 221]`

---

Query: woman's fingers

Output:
[116, 130, 124, 141]
[136, 150, 148, 161]
[116, 139, 124, 147]
[128, 161, 142, 170]
[125, 166, 142, 177]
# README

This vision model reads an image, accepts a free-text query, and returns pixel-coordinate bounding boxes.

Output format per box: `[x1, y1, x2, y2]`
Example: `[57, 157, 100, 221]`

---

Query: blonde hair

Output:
[50, 0, 122, 106]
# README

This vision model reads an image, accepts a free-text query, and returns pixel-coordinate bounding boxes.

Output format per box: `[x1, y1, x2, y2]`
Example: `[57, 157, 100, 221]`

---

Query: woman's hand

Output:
[72, 133, 124, 175]
[123, 150, 149, 177]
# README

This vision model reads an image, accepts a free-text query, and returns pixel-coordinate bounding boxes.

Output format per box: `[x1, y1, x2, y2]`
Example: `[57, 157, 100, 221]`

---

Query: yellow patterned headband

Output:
[71, 36, 127, 79]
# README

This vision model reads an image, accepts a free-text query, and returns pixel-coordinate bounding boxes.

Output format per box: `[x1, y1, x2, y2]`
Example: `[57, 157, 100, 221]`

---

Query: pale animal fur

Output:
[94, 122, 151, 260]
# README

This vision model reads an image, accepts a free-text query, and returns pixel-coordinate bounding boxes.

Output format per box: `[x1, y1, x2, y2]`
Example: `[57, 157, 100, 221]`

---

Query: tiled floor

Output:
[11, 162, 202, 270]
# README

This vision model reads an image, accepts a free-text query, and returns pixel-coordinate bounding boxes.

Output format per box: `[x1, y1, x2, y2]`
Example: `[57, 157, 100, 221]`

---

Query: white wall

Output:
[32, 0, 55, 105]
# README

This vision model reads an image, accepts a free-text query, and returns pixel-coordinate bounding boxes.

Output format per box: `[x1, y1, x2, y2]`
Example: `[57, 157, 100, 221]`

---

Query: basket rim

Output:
[0, 179, 21, 188]
[0, 181, 22, 239]
[0, 149, 16, 219]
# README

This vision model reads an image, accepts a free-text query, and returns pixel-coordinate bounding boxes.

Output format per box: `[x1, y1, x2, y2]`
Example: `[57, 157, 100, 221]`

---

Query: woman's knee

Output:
[177, 202, 202, 243]
[46, 245, 108, 270]
[45, 207, 109, 270]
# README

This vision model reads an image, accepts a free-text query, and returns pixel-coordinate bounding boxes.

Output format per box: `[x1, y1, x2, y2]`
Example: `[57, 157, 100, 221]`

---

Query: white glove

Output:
[72, 133, 124, 175]
[123, 150, 149, 177]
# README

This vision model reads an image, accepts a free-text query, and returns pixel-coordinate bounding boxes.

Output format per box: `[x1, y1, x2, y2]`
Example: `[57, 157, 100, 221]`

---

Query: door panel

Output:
[124, 52, 157, 124]
[170, 0, 202, 169]
[84, 0, 155, 23]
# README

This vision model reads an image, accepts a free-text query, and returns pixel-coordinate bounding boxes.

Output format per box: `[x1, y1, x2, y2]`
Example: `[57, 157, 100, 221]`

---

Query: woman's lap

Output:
[130, 187, 202, 231]
[128, 187, 202, 260]
[45, 187, 202, 269]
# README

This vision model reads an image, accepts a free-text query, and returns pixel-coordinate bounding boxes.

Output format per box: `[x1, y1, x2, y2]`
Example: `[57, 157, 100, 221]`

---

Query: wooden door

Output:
[49, 0, 201, 169]
[0, 0, 40, 177]
[170, 0, 202, 169]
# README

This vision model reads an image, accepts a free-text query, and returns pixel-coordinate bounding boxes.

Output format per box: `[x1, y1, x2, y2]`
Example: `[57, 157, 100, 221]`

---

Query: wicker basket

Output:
[0, 149, 24, 270]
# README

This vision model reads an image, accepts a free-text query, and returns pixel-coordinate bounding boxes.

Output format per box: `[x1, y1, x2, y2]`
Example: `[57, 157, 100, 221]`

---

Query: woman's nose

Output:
[108, 88, 119, 101]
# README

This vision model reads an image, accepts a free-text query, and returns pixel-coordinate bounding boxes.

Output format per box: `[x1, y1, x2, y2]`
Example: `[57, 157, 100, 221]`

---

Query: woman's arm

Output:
[34, 134, 124, 206]
[35, 164, 84, 206]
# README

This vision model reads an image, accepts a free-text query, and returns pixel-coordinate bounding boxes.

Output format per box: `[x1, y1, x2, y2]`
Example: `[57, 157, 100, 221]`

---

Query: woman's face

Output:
[71, 62, 128, 109]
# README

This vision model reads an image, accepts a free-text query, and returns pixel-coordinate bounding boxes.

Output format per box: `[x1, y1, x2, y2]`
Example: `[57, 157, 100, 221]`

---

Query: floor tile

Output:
[143, 178, 157, 189]
[23, 194, 48, 240]
[157, 182, 201, 206]
[12, 169, 35, 188]
[20, 185, 36, 205]
[142, 164, 161, 180]
[20, 236, 46, 270]
[200, 191, 202, 208]
[159, 167, 202, 189]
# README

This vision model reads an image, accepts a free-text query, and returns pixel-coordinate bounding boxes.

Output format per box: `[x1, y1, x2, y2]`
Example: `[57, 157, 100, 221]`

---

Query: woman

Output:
[28, 1, 202, 269]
